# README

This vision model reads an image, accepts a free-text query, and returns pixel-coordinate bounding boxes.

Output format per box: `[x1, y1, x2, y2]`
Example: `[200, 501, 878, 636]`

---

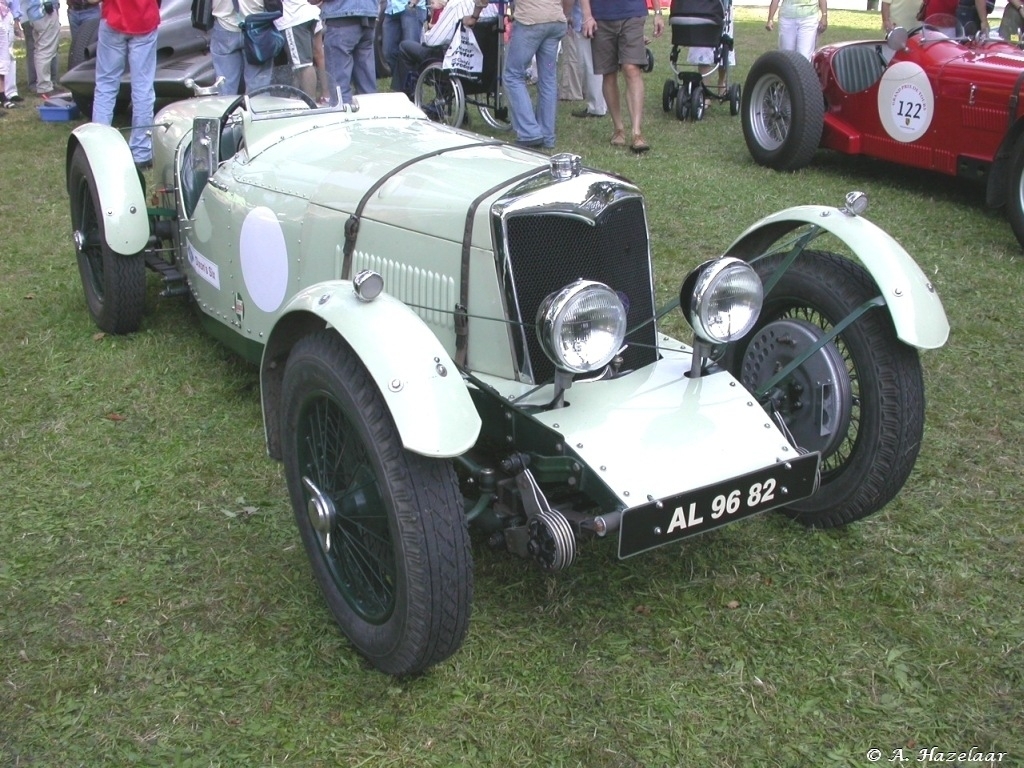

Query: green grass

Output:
[1, 11, 1022, 767]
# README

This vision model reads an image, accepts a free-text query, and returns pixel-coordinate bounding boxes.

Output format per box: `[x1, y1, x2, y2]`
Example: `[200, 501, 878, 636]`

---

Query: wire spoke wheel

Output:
[725, 250, 925, 528]
[742, 50, 823, 171]
[282, 331, 472, 675]
[749, 75, 791, 149]
[414, 62, 465, 127]
[298, 398, 396, 624]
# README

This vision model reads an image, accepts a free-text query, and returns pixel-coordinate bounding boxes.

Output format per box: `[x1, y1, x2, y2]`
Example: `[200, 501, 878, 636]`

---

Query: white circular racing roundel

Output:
[877, 61, 935, 143]
[240, 206, 289, 314]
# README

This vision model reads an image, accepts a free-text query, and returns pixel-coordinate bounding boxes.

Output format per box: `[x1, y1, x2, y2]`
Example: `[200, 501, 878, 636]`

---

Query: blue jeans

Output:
[504, 20, 566, 147]
[382, 5, 426, 91]
[211, 21, 274, 96]
[92, 21, 157, 164]
[323, 19, 377, 104]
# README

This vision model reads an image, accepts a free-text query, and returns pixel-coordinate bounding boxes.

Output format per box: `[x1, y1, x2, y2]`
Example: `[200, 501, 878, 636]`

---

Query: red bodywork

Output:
[814, 34, 1024, 183]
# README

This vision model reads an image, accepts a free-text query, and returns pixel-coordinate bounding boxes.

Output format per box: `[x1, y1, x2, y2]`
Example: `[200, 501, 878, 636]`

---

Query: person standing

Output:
[276, 0, 321, 99]
[211, 0, 275, 96]
[569, 0, 605, 119]
[1, 0, 21, 106]
[765, 0, 827, 61]
[999, 0, 1024, 40]
[91, 0, 159, 168]
[557, 5, 583, 102]
[881, 0, 919, 33]
[579, 0, 663, 153]
[955, 0, 990, 35]
[319, 0, 378, 105]
[23, 0, 65, 97]
[382, 0, 426, 92]
[0, 0, 17, 111]
[10, 11, 58, 100]
[480, 0, 567, 148]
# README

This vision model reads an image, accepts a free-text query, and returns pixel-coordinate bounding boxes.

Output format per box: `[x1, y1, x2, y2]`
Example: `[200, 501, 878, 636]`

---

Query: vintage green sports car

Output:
[66, 86, 949, 676]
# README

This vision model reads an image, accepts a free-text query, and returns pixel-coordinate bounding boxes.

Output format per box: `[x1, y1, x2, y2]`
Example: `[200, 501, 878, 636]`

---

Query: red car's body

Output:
[743, 26, 1024, 246]
[818, 34, 1024, 177]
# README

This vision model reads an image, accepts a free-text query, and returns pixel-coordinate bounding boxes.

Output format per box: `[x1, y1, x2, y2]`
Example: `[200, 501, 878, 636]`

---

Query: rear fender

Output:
[67, 123, 150, 256]
[723, 204, 949, 349]
[261, 282, 482, 460]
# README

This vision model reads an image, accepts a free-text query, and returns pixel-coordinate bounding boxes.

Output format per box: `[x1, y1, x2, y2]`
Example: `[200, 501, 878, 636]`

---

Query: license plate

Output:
[617, 452, 820, 558]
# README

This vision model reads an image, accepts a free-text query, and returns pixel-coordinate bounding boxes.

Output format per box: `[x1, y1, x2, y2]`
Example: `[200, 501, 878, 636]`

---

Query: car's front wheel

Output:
[742, 50, 823, 171]
[281, 331, 473, 676]
[68, 146, 146, 334]
[725, 250, 926, 528]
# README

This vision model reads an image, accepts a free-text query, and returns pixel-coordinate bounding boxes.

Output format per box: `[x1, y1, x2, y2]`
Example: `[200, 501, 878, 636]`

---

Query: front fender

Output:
[262, 282, 481, 459]
[723, 205, 949, 349]
[67, 123, 150, 257]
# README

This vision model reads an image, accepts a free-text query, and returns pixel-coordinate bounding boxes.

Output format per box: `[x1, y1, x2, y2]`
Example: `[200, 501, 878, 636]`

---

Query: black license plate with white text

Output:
[617, 452, 820, 558]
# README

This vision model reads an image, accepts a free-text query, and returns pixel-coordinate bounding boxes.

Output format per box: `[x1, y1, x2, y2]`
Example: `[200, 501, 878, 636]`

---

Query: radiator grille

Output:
[504, 197, 658, 384]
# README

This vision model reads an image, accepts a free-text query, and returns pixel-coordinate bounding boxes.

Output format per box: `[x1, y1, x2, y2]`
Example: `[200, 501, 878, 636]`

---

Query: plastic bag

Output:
[442, 23, 484, 77]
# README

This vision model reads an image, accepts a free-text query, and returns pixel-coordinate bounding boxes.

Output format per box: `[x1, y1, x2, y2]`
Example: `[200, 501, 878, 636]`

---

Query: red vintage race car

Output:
[742, 19, 1024, 247]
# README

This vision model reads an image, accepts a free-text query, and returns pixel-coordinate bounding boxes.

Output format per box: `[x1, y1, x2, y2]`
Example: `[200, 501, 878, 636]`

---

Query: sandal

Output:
[610, 130, 626, 147]
[2, 101, 16, 109]
[630, 135, 650, 154]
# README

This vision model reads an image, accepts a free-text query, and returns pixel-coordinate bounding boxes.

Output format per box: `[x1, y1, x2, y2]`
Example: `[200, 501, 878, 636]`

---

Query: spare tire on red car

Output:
[742, 50, 824, 172]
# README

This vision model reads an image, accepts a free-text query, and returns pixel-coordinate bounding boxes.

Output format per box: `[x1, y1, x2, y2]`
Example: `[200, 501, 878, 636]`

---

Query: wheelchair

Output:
[413, 14, 512, 131]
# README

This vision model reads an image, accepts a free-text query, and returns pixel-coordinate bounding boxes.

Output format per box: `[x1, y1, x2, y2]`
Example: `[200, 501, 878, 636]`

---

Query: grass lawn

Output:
[1, 10, 1022, 767]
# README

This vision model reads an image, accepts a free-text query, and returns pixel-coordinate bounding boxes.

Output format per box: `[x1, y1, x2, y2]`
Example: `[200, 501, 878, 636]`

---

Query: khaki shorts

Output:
[591, 16, 647, 74]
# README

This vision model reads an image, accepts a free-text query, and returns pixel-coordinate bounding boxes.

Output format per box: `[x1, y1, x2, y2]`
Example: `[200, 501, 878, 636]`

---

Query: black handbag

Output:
[191, 0, 214, 31]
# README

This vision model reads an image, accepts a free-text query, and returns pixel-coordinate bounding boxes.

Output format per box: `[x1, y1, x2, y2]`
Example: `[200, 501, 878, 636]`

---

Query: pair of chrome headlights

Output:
[536, 257, 763, 374]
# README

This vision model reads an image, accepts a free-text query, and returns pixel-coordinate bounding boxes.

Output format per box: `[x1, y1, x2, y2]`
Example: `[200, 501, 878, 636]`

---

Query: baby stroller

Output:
[662, 0, 740, 122]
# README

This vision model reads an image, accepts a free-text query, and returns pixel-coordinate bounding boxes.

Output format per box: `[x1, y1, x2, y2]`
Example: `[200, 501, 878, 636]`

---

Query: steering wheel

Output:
[218, 84, 319, 134]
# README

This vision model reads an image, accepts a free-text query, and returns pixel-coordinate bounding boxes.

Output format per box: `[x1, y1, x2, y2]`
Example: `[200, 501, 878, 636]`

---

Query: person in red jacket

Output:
[90, 0, 160, 169]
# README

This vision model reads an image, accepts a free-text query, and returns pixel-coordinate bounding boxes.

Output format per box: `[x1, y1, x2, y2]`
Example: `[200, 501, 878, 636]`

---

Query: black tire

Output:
[729, 83, 741, 116]
[68, 146, 146, 334]
[1005, 137, 1024, 248]
[675, 82, 691, 121]
[68, 17, 99, 69]
[281, 331, 473, 676]
[68, 17, 101, 118]
[690, 86, 705, 121]
[662, 79, 676, 112]
[375, 1, 390, 79]
[724, 250, 926, 528]
[413, 62, 465, 127]
[643, 47, 655, 73]
[742, 50, 823, 171]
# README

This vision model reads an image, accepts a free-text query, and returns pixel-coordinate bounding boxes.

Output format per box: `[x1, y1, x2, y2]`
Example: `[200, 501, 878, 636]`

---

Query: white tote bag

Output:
[442, 22, 484, 77]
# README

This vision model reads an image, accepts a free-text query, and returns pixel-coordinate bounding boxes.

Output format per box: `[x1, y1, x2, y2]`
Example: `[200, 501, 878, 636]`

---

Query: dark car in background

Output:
[60, 0, 214, 118]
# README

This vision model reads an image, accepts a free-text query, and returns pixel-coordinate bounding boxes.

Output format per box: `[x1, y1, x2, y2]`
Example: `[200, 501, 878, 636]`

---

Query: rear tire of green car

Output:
[68, 146, 146, 335]
[281, 330, 473, 676]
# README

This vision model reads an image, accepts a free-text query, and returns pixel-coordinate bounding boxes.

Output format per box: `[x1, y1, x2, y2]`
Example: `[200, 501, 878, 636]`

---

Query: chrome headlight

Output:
[536, 280, 627, 374]
[680, 257, 763, 344]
